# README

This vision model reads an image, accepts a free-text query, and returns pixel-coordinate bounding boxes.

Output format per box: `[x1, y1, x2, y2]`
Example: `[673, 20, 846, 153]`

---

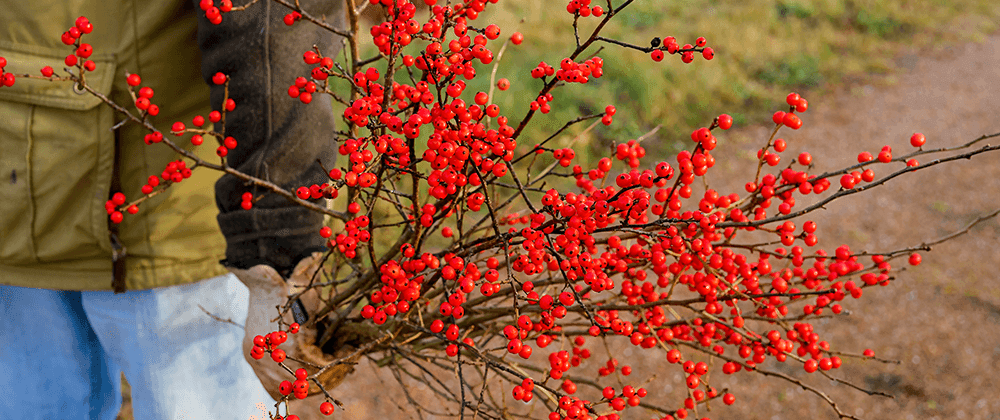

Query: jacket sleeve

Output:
[195, 0, 345, 272]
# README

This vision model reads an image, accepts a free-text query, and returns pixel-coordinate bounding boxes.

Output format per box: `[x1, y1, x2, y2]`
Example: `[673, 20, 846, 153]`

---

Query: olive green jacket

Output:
[0, 0, 342, 291]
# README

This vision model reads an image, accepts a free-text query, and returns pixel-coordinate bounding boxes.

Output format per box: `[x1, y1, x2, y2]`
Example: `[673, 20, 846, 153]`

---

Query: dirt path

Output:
[327, 35, 1000, 420]
[691, 32, 1000, 420]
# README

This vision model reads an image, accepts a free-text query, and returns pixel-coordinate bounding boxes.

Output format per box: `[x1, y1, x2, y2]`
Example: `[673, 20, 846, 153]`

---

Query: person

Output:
[0, 0, 344, 418]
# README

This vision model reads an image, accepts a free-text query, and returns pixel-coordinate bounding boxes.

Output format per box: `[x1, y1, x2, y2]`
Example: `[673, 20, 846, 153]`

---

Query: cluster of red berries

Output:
[367, 0, 420, 55]
[600, 384, 648, 413]
[105, 158, 193, 224]
[529, 61, 555, 79]
[122, 73, 166, 119]
[553, 57, 605, 84]
[250, 328, 291, 362]
[548, 394, 616, 420]
[249, 324, 336, 417]
[198, 0, 232, 25]
[650, 36, 714, 63]
[511, 377, 535, 402]
[104, 193, 133, 224]
[59, 17, 97, 71]
[322, 215, 371, 259]
[565, 0, 605, 17]
[159, 160, 193, 185]
[240, 192, 254, 210]
[358, 256, 424, 325]
[528, 92, 556, 114]
[546, 147, 577, 167]
[613, 139, 647, 168]
[0, 57, 14, 87]
[287, 75, 318, 105]
[343, 78, 385, 127]
[295, 182, 339, 201]
[772, 92, 809, 129]
[278, 368, 314, 400]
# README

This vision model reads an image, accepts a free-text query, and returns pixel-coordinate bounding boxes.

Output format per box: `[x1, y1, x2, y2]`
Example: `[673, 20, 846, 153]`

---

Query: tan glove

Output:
[229, 253, 356, 417]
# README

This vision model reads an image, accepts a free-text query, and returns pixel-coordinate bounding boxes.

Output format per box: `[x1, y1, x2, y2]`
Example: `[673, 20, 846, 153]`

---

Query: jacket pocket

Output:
[0, 43, 117, 264]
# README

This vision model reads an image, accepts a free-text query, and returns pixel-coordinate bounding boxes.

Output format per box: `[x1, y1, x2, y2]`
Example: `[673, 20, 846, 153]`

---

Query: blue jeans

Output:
[0, 273, 275, 419]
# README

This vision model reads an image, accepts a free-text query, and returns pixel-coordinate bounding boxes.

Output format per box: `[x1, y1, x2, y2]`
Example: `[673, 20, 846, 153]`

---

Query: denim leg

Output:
[81, 273, 274, 420]
[0, 285, 122, 420]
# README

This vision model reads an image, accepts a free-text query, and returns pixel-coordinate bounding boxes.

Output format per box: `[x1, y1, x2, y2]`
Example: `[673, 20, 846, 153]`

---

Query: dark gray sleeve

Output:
[196, 0, 345, 271]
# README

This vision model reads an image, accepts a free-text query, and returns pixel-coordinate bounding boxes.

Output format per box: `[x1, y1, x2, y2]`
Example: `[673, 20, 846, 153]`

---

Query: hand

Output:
[229, 253, 355, 412]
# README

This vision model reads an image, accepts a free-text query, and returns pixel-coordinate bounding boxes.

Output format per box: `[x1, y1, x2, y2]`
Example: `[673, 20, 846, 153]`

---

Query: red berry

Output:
[666, 348, 682, 363]
[212, 72, 227, 85]
[271, 348, 286, 363]
[484, 24, 500, 40]
[76, 44, 93, 58]
[722, 393, 735, 405]
[510, 32, 524, 45]
[786, 92, 801, 106]
[717, 114, 732, 130]
[772, 111, 785, 124]
[910, 132, 926, 147]
[782, 112, 802, 129]
[61, 31, 76, 45]
[319, 401, 335, 415]
[908, 253, 922, 266]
